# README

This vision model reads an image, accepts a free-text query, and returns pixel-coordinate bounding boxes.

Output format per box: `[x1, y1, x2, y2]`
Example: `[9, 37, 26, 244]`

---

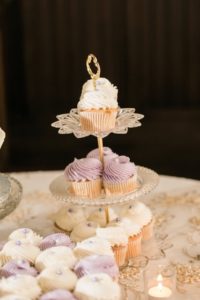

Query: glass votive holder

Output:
[144, 264, 176, 299]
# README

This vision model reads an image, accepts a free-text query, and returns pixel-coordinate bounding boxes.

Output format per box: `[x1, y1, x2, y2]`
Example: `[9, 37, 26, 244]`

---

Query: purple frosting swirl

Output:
[103, 156, 136, 183]
[87, 147, 118, 164]
[39, 233, 72, 250]
[0, 259, 38, 278]
[64, 158, 102, 182]
[39, 289, 78, 300]
[74, 255, 119, 279]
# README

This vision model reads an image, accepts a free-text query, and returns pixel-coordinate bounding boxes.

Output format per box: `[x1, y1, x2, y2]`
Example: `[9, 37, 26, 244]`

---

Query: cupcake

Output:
[64, 158, 102, 199]
[74, 255, 119, 280]
[108, 217, 142, 259]
[39, 233, 73, 251]
[0, 274, 41, 299]
[0, 259, 37, 278]
[1, 240, 40, 264]
[35, 246, 77, 271]
[55, 207, 85, 232]
[88, 207, 117, 227]
[8, 228, 42, 246]
[38, 266, 77, 292]
[77, 77, 118, 132]
[70, 221, 99, 243]
[96, 227, 128, 266]
[74, 273, 121, 300]
[73, 237, 114, 259]
[87, 147, 118, 164]
[124, 202, 154, 240]
[39, 289, 78, 300]
[103, 156, 138, 195]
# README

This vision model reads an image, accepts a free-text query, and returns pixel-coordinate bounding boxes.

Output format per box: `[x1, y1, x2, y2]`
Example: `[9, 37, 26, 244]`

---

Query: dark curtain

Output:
[1, 0, 200, 178]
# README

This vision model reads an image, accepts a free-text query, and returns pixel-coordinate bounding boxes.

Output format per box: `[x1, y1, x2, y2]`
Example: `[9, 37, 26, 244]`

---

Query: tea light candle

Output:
[148, 282, 172, 298]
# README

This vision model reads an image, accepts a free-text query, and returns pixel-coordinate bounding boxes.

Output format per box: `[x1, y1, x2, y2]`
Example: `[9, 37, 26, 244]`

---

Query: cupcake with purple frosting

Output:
[64, 158, 102, 199]
[39, 233, 73, 251]
[87, 147, 118, 165]
[74, 255, 119, 280]
[39, 289, 78, 300]
[0, 259, 37, 278]
[103, 156, 138, 195]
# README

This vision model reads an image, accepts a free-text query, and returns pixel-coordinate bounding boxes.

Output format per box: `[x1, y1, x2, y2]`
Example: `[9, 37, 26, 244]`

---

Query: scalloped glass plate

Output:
[0, 173, 11, 203]
[49, 166, 159, 207]
[0, 175, 23, 219]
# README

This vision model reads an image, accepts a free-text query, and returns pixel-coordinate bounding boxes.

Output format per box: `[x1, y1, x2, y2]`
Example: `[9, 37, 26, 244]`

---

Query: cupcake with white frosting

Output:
[35, 246, 77, 271]
[55, 207, 85, 232]
[64, 158, 102, 199]
[78, 77, 118, 132]
[108, 217, 142, 259]
[0, 274, 41, 299]
[8, 228, 42, 246]
[39, 289, 78, 300]
[88, 207, 117, 227]
[70, 221, 98, 243]
[0, 295, 31, 300]
[96, 227, 128, 266]
[73, 237, 114, 259]
[124, 202, 154, 240]
[74, 273, 121, 300]
[38, 266, 77, 292]
[103, 156, 138, 195]
[0, 240, 40, 264]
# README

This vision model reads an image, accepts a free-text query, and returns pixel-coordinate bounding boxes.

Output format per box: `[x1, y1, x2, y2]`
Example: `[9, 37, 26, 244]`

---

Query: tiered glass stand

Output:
[50, 55, 159, 298]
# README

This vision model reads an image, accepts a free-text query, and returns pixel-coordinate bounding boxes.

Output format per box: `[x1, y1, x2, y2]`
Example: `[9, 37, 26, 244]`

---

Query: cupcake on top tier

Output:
[64, 158, 102, 199]
[103, 156, 138, 195]
[87, 147, 118, 165]
[77, 77, 118, 132]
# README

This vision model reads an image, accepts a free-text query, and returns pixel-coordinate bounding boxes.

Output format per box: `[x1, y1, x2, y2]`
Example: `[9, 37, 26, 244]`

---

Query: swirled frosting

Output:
[39, 233, 72, 251]
[78, 77, 118, 110]
[0, 259, 37, 278]
[70, 221, 98, 243]
[0, 274, 41, 299]
[64, 158, 102, 182]
[103, 156, 136, 183]
[74, 255, 119, 279]
[9, 228, 42, 246]
[108, 217, 141, 237]
[87, 147, 118, 164]
[39, 289, 78, 300]
[55, 207, 85, 232]
[0, 128, 6, 149]
[124, 202, 152, 226]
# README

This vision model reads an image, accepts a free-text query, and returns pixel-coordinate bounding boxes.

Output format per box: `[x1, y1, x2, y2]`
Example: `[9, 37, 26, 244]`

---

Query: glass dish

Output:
[49, 166, 159, 207]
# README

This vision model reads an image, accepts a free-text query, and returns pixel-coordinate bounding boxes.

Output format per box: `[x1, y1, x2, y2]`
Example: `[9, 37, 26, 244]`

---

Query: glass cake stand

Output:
[49, 166, 159, 207]
[0, 173, 23, 219]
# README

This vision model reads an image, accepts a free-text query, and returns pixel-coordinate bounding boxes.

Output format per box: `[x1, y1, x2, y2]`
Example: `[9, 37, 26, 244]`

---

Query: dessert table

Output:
[0, 170, 200, 299]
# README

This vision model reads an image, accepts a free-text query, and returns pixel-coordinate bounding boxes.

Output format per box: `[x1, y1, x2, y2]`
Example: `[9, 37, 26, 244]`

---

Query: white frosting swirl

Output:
[124, 202, 152, 226]
[1, 240, 40, 264]
[88, 207, 117, 227]
[74, 273, 121, 300]
[78, 77, 118, 110]
[74, 237, 114, 259]
[55, 206, 85, 231]
[96, 227, 128, 246]
[70, 221, 99, 242]
[38, 266, 77, 292]
[108, 217, 141, 236]
[35, 246, 77, 271]
[9, 228, 42, 246]
[0, 274, 41, 299]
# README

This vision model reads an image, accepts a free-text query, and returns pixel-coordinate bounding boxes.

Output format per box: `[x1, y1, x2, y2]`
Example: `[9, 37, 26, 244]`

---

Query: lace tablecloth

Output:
[1, 171, 200, 299]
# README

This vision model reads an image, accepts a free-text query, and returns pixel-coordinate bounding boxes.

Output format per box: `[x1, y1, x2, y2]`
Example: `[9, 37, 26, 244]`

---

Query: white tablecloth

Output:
[0, 171, 200, 299]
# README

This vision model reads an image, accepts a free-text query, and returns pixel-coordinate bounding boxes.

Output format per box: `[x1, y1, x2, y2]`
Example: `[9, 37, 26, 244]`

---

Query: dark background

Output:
[0, 0, 200, 179]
